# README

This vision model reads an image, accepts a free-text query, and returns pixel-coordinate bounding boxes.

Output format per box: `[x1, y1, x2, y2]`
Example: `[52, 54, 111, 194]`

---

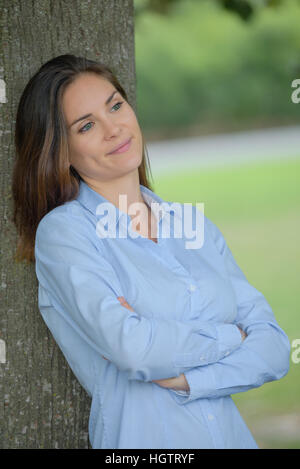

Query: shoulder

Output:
[35, 199, 100, 250]
[202, 214, 229, 255]
[203, 213, 217, 236]
[184, 204, 217, 239]
[162, 201, 218, 240]
[36, 200, 82, 232]
[192, 207, 221, 247]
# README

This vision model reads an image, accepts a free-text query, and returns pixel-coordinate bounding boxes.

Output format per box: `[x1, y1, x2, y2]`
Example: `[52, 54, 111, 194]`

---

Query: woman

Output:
[12, 54, 290, 449]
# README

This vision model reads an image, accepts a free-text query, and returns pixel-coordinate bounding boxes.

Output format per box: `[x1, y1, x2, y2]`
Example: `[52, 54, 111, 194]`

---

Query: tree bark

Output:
[0, 0, 136, 449]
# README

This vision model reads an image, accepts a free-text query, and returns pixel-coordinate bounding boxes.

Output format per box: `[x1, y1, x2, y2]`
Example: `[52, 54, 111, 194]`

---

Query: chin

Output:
[124, 149, 143, 166]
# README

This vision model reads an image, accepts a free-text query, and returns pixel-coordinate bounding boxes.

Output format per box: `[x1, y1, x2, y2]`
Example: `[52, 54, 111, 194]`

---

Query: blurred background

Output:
[133, 0, 300, 448]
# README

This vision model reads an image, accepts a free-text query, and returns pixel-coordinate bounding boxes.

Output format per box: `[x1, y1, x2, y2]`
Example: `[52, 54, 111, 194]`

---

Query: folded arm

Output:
[167, 216, 291, 404]
[35, 209, 244, 383]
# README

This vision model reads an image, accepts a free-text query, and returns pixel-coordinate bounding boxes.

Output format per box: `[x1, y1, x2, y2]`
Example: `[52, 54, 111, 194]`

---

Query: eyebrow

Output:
[69, 90, 119, 128]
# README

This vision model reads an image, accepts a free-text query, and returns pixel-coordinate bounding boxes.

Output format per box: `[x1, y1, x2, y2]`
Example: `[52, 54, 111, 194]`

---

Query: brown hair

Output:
[12, 54, 154, 263]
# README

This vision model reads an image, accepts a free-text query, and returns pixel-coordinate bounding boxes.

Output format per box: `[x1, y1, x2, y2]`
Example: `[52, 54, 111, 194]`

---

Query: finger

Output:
[117, 296, 134, 311]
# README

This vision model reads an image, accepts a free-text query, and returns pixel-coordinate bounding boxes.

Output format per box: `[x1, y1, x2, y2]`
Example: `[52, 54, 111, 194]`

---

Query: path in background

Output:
[146, 125, 300, 175]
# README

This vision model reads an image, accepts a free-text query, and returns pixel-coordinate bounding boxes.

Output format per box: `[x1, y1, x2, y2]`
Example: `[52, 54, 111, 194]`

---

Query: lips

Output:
[107, 138, 132, 155]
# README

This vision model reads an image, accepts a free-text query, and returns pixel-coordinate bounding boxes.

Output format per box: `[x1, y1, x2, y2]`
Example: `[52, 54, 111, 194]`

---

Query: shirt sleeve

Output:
[34, 208, 244, 383]
[168, 216, 291, 404]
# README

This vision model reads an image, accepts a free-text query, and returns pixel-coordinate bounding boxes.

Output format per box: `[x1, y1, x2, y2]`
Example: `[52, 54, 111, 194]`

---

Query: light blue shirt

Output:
[34, 180, 290, 449]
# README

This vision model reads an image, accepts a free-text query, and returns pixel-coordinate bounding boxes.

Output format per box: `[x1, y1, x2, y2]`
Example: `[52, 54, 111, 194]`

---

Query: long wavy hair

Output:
[12, 54, 154, 263]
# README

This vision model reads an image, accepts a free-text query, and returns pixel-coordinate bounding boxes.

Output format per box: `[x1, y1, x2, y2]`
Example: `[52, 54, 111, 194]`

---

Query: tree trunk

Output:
[0, 0, 136, 449]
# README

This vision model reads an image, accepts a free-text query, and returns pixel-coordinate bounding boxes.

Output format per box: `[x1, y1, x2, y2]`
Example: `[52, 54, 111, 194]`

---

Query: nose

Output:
[102, 115, 121, 140]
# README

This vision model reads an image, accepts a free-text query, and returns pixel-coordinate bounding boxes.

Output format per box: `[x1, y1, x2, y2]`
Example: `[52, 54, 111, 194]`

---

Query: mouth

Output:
[107, 138, 132, 155]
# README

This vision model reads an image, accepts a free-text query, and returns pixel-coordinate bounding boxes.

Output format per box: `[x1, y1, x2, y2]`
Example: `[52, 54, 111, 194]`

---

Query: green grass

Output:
[255, 439, 300, 449]
[151, 157, 300, 446]
[152, 157, 300, 223]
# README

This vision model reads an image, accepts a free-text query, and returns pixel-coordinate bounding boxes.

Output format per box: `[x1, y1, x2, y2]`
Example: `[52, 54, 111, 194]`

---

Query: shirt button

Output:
[188, 284, 197, 292]
[207, 414, 215, 421]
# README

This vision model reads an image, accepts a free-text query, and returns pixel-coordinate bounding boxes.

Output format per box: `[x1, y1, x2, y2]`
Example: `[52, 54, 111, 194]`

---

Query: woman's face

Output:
[62, 72, 143, 184]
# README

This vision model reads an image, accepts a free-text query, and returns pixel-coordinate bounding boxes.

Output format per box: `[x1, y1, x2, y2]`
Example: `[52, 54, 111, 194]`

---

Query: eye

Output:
[78, 101, 124, 133]
[79, 122, 93, 133]
[111, 101, 124, 112]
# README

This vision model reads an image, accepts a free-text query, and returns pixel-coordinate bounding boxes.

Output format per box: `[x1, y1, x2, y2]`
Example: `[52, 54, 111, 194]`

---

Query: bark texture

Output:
[0, 0, 136, 449]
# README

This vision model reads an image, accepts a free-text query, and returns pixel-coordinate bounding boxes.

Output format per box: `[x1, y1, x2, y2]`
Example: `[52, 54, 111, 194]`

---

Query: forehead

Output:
[62, 73, 116, 117]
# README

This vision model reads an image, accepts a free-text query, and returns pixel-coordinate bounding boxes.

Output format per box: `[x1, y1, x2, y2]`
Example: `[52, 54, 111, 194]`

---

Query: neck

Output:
[83, 169, 147, 215]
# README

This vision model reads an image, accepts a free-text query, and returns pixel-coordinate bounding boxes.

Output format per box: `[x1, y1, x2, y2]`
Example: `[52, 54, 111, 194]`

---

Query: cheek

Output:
[70, 134, 99, 159]
[126, 107, 142, 132]
[69, 143, 92, 172]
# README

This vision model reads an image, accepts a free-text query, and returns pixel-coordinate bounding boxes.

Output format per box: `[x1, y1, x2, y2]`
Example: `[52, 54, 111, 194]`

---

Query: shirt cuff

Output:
[169, 364, 216, 405]
[171, 389, 190, 396]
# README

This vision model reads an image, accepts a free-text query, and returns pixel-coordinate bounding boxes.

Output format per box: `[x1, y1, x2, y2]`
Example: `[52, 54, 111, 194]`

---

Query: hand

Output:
[238, 325, 247, 341]
[117, 296, 134, 312]
[101, 296, 134, 361]
[152, 373, 190, 392]
[102, 297, 189, 394]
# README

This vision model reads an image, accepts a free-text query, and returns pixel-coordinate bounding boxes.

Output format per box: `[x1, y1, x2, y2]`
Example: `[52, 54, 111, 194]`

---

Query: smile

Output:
[108, 138, 132, 155]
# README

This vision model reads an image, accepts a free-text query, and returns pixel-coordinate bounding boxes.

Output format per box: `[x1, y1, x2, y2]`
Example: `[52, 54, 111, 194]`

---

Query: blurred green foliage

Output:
[134, 0, 300, 136]
[134, 0, 283, 22]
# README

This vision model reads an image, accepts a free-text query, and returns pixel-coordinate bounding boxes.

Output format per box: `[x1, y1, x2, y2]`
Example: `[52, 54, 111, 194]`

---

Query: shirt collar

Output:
[76, 179, 172, 229]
